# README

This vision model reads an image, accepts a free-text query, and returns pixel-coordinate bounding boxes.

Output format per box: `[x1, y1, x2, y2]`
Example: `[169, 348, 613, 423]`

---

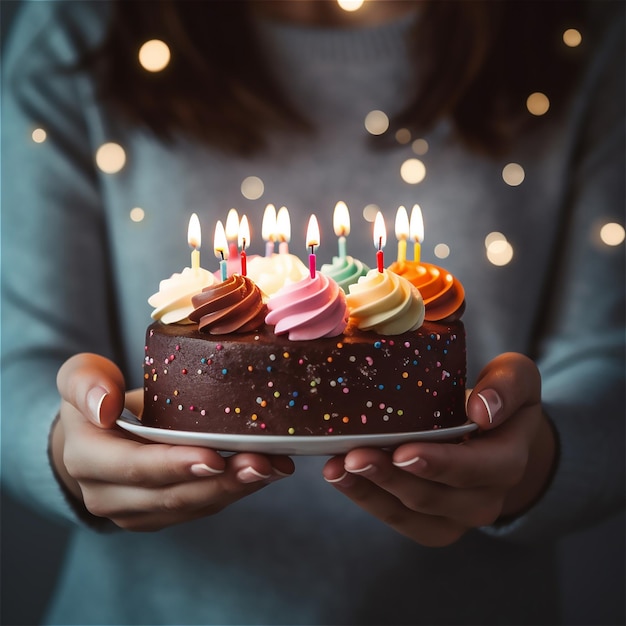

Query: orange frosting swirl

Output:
[387, 261, 465, 321]
[189, 275, 267, 334]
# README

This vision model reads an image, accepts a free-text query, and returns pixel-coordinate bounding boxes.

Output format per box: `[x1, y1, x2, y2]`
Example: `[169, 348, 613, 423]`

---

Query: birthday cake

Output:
[141, 250, 467, 436]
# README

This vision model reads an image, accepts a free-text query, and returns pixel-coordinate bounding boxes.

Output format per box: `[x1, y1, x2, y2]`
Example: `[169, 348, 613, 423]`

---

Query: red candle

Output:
[238, 215, 250, 277]
[373, 211, 386, 273]
[306, 214, 320, 280]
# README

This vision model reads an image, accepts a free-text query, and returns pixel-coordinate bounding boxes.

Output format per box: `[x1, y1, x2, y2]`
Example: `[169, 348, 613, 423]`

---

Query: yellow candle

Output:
[410, 204, 424, 264]
[395, 206, 409, 264]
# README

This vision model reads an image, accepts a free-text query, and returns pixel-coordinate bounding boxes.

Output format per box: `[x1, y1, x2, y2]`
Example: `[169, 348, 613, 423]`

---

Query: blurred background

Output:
[1, 1, 623, 624]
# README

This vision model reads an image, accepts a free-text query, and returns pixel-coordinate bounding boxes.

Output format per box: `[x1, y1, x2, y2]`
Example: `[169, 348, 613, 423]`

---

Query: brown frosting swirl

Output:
[189, 275, 267, 334]
[387, 261, 465, 322]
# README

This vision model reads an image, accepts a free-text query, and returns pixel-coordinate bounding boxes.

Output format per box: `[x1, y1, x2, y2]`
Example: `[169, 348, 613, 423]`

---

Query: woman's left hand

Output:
[322, 352, 557, 547]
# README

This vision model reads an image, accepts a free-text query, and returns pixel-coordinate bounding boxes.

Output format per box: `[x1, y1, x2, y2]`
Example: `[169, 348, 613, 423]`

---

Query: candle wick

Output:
[220, 251, 225, 261]
[378, 236, 382, 251]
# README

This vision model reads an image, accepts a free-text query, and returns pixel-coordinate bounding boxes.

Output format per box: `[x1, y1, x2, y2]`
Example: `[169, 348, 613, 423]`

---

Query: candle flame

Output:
[394, 205, 409, 240]
[276, 206, 291, 243]
[262, 204, 277, 242]
[306, 214, 320, 249]
[225, 208, 240, 240]
[410, 204, 424, 243]
[333, 201, 350, 237]
[238, 215, 250, 250]
[213, 220, 228, 259]
[373, 211, 387, 250]
[187, 213, 201, 249]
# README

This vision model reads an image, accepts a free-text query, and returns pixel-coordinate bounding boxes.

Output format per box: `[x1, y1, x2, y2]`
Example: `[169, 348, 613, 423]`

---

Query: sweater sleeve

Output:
[1, 1, 118, 527]
[483, 14, 625, 541]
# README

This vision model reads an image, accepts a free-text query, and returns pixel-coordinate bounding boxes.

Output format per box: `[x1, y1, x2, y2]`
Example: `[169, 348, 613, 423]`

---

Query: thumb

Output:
[466, 352, 541, 430]
[56, 353, 126, 428]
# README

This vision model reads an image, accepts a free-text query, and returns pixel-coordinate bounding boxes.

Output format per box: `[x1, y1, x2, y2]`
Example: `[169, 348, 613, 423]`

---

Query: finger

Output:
[466, 352, 541, 430]
[57, 353, 126, 428]
[323, 458, 466, 547]
[340, 449, 501, 525]
[81, 466, 270, 524]
[392, 406, 537, 490]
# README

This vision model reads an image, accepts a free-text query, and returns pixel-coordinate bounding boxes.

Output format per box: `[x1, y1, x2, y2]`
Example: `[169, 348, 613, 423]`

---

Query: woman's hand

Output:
[52, 353, 294, 532]
[322, 353, 557, 547]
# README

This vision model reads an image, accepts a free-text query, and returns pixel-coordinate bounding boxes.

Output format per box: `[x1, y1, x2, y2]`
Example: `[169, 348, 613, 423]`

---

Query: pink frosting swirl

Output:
[265, 273, 348, 340]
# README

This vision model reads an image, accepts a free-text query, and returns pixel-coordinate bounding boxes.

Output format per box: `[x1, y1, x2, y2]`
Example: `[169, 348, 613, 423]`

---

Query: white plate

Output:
[116, 409, 478, 456]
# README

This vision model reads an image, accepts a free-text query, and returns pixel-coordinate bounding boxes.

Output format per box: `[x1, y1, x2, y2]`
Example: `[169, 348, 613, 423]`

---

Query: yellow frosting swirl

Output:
[346, 269, 425, 335]
[148, 267, 217, 324]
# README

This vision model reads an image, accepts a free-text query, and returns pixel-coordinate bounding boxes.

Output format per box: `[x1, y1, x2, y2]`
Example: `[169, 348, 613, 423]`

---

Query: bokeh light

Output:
[337, 0, 364, 11]
[395, 128, 411, 144]
[364, 110, 389, 135]
[129, 207, 145, 223]
[563, 28, 582, 47]
[502, 163, 525, 186]
[600, 222, 625, 246]
[241, 176, 265, 200]
[486, 239, 514, 266]
[412, 138, 429, 155]
[400, 158, 426, 184]
[362, 204, 380, 222]
[434, 243, 450, 259]
[95, 142, 126, 174]
[31, 128, 47, 143]
[526, 92, 550, 116]
[138, 39, 171, 72]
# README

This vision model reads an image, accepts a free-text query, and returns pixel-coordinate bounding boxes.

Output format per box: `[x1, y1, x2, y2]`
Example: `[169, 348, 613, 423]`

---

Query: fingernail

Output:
[324, 472, 348, 485]
[236, 467, 271, 484]
[346, 463, 375, 476]
[190, 463, 224, 477]
[86, 386, 108, 425]
[477, 389, 503, 424]
[271, 467, 292, 478]
[393, 456, 427, 472]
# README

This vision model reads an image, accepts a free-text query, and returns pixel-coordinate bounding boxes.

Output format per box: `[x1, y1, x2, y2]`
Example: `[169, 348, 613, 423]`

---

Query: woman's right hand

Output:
[53, 353, 294, 531]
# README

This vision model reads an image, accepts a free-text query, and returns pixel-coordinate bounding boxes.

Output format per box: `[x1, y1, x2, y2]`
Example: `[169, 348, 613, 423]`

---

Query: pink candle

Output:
[306, 214, 320, 280]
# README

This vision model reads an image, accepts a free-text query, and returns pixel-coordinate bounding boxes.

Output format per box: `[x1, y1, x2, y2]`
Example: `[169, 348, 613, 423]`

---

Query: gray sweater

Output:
[2, 2, 624, 624]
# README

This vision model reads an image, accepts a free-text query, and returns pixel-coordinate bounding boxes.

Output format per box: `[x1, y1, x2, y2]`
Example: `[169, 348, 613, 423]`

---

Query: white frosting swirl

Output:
[246, 253, 308, 296]
[148, 267, 217, 324]
[346, 269, 425, 335]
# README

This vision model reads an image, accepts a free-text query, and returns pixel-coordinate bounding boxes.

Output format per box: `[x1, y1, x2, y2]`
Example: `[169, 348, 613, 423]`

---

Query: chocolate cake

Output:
[142, 319, 466, 435]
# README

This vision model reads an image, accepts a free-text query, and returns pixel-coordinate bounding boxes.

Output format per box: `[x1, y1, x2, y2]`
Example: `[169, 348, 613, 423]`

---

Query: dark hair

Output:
[89, 0, 587, 157]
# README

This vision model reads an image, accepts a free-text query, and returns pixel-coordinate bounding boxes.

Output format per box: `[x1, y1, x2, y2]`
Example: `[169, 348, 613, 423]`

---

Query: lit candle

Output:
[276, 206, 291, 254]
[188, 213, 201, 273]
[238, 215, 250, 276]
[306, 214, 320, 279]
[225, 208, 240, 260]
[262, 204, 277, 257]
[213, 220, 228, 281]
[395, 205, 409, 264]
[333, 201, 350, 261]
[373, 211, 387, 273]
[410, 204, 424, 263]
